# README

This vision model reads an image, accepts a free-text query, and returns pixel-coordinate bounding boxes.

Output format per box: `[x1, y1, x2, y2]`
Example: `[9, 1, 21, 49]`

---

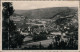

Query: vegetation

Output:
[32, 32, 47, 41]
[54, 8, 78, 38]
[2, 2, 25, 50]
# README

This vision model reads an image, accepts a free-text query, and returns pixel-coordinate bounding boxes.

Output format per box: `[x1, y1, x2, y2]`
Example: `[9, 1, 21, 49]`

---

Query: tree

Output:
[2, 2, 14, 49]
[2, 2, 25, 50]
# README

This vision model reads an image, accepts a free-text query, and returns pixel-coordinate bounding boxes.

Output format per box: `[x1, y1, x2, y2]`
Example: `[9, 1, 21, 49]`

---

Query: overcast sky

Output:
[11, 1, 79, 10]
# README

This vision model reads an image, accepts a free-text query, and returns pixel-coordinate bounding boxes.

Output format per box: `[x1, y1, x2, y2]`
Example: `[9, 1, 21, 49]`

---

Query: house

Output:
[51, 32, 61, 35]
[47, 32, 61, 39]
[20, 31, 29, 36]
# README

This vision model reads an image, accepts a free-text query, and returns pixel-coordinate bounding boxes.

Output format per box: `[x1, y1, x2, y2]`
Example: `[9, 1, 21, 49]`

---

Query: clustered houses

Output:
[10, 15, 48, 35]
[10, 15, 67, 39]
[31, 24, 46, 33]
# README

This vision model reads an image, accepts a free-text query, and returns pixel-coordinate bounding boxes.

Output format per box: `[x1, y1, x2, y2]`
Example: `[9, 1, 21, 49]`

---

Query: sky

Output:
[10, 1, 79, 10]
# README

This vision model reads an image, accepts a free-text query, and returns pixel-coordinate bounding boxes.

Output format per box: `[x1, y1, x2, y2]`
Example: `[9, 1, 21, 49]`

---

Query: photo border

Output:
[0, 0, 80, 52]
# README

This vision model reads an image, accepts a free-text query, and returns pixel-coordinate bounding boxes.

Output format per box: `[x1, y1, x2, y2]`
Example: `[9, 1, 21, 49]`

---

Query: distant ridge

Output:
[14, 7, 77, 19]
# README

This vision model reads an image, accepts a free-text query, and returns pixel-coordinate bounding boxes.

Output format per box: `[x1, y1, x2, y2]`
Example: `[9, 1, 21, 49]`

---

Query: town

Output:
[2, 2, 78, 50]
[9, 12, 78, 49]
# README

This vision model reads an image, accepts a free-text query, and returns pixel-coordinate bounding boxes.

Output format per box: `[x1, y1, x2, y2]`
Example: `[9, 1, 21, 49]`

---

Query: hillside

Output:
[14, 7, 77, 19]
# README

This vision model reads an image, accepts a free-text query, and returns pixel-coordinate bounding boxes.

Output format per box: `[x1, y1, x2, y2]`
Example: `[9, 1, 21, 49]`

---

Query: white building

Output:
[20, 31, 29, 36]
